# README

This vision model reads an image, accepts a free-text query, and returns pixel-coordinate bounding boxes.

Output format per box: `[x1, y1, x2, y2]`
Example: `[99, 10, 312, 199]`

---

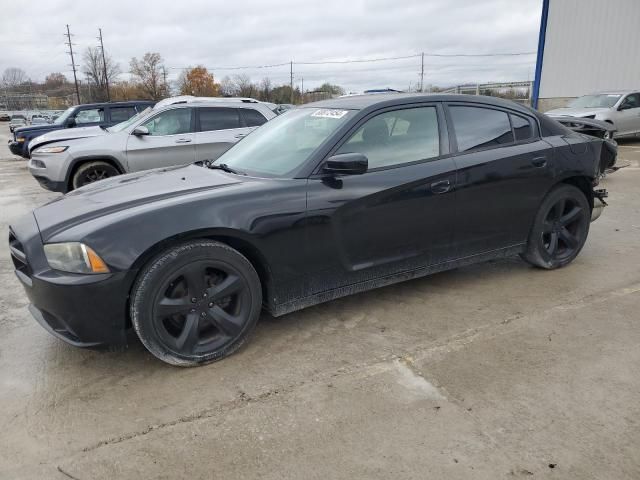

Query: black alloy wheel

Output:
[522, 184, 590, 269]
[72, 161, 120, 189]
[131, 240, 262, 366]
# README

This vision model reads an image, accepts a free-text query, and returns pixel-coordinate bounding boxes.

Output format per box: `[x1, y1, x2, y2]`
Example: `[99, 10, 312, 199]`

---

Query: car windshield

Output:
[107, 107, 153, 133]
[568, 94, 621, 108]
[213, 107, 355, 177]
[53, 107, 76, 125]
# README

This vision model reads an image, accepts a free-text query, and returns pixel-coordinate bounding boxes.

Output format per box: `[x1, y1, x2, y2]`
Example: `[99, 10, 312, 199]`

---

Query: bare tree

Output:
[82, 47, 120, 101]
[258, 77, 272, 102]
[233, 74, 256, 98]
[130, 53, 169, 100]
[219, 76, 237, 97]
[2, 68, 28, 89]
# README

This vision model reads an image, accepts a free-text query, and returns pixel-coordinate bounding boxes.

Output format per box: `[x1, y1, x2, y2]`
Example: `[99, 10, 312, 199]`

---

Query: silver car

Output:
[28, 97, 276, 192]
[546, 91, 640, 138]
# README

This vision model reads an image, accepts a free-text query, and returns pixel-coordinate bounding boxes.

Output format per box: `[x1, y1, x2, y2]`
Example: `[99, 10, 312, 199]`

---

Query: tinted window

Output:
[75, 108, 105, 124]
[336, 107, 439, 169]
[110, 106, 137, 123]
[199, 108, 240, 131]
[621, 94, 640, 109]
[142, 108, 192, 136]
[241, 108, 267, 127]
[511, 114, 533, 141]
[450, 106, 513, 152]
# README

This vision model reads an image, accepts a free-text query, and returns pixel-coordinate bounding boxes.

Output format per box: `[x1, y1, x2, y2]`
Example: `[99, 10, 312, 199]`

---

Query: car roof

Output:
[70, 100, 155, 108]
[588, 90, 637, 95]
[304, 93, 536, 115]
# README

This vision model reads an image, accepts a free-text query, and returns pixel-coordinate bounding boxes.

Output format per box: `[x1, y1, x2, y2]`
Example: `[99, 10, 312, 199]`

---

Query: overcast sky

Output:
[0, 0, 542, 92]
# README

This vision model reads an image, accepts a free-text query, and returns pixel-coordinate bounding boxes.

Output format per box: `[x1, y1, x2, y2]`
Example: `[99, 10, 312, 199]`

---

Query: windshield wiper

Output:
[205, 162, 245, 175]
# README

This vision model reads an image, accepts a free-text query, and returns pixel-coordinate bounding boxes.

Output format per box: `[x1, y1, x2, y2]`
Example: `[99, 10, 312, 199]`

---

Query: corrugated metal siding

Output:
[539, 0, 640, 98]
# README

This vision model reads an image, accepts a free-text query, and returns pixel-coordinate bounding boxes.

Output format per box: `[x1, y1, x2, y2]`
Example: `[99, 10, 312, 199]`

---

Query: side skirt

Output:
[270, 244, 525, 317]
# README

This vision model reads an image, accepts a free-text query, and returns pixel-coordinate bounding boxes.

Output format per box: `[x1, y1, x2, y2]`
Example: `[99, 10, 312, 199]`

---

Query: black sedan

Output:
[9, 94, 614, 366]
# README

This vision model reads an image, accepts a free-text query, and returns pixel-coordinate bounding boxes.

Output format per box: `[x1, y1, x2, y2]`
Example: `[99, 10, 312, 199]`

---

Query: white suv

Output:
[27, 97, 277, 192]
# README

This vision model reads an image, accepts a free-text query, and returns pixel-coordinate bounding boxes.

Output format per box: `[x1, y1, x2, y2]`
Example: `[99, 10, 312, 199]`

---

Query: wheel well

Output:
[67, 158, 124, 190]
[561, 176, 594, 209]
[126, 231, 273, 314]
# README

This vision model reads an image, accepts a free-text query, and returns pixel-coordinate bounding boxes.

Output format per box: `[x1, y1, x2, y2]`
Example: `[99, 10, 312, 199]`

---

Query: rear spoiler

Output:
[553, 116, 616, 139]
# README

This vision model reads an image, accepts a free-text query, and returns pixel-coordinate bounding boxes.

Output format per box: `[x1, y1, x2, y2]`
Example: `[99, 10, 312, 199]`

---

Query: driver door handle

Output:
[234, 133, 248, 139]
[175, 138, 192, 144]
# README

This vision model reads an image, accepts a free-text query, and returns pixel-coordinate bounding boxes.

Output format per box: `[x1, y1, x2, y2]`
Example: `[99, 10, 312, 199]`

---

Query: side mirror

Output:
[132, 126, 150, 136]
[66, 117, 76, 127]
[323, 153, 368, 175]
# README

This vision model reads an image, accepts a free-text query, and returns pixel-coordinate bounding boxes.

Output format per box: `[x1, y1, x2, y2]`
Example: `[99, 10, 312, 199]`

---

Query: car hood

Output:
[14, 124, 49, 134]
[30, 126, 107, 150]
[34, 164, 245, 240]
[545, 107, 609, 118]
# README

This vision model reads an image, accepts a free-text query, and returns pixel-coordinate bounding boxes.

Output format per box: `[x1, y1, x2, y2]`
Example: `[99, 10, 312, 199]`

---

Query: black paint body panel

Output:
[9, 94, 609, 346]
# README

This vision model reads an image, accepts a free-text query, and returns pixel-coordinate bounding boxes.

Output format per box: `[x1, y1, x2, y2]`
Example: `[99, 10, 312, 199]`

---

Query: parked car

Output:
[546, 91, 640, 138]
[10, 94, 614, 366]
[28, 98, 276, 192]
[9, 114, 27, 132]
[0, 112, 11, 121]
[30, 117, 48, 126]
[8, 101, 154, 158]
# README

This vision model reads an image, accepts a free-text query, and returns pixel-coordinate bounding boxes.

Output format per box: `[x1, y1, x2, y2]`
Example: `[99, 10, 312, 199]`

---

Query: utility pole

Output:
[420, 52, 425, 93]
[162, 66, 168, 95]
[97, 28, 110, 101]
[290, 61, 294, 104]
[300, 77, 304, 102]
[65, 24, 81, 104]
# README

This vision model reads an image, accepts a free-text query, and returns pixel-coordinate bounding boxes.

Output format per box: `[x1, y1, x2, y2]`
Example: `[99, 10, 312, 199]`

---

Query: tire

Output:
[131, 240, 262, 366]
[71, 161, 120, 190]
[521, 184, 590, 269]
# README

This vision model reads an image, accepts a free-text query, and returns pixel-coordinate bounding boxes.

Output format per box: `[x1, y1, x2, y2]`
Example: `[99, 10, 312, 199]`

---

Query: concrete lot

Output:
[1, 124, 639, 480]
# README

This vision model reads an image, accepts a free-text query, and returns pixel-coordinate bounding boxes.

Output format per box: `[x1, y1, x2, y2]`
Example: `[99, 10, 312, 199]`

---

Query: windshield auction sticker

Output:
[311, 109, 349, 119]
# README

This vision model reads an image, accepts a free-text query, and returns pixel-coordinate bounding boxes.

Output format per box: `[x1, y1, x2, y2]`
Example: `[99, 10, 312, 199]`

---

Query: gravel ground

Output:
[1, 124, 639, 479]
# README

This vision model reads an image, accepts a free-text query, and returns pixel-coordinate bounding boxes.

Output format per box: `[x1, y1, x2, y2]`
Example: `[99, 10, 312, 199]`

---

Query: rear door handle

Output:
[234, 133, 248, 139]
[175, 138, 192, 144]
[431, 179, 452, 194]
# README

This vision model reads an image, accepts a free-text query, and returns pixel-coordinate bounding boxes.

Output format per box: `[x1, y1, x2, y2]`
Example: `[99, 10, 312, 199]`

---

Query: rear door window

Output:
[198, 108, 241, 132]
[449, 106, 514, 152]
[240, 108, 268, 127]
[510, 114, 533, 141]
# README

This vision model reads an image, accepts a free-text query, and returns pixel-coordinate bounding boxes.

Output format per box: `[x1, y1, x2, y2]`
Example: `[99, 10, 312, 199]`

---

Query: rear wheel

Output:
[131, 240, 262, 366]
[71, 161, 120, 190]
[522, 184, 590, 269]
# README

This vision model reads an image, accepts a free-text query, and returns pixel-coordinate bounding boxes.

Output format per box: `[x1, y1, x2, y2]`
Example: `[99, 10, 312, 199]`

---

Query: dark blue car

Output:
[9, 101, 154, 158]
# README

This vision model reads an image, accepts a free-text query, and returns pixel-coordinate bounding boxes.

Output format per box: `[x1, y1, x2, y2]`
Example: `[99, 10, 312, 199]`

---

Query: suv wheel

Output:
[71, 161, 120, 190]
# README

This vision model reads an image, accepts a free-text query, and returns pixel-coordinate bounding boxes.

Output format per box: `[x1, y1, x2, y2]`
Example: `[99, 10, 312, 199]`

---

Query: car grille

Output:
[9, 229, 28, 274]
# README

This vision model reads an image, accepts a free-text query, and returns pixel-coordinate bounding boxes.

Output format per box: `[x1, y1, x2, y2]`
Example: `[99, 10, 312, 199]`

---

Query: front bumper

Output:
[28, 153, 70, 193]
[8, 140, 27, 157]
[9, 214, 130, 347]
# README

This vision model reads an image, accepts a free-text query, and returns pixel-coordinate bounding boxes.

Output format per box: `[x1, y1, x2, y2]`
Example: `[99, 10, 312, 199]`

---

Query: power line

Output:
[166, 51, 536, 72]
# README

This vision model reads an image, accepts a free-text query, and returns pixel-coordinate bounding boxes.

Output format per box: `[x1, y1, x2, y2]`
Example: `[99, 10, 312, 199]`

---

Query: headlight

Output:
[16, 137, 26, 143]
[44, 242, 110, 274]
[36, 145, 68, 153]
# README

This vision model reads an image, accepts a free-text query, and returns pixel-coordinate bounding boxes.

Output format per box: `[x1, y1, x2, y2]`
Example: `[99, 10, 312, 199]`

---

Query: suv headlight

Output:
[44, 242, 110, 274]
[16, 136, 26, 143]
[36, 145, 68, 154]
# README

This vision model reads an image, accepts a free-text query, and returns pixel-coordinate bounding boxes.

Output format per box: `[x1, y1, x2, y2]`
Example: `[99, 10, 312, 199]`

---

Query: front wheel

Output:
[131, 240, 262, 366]
[71, 161, 120, 190]
[521, 184, 590, 269]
